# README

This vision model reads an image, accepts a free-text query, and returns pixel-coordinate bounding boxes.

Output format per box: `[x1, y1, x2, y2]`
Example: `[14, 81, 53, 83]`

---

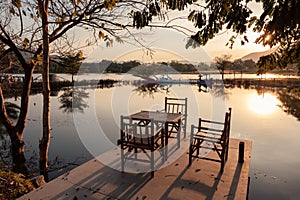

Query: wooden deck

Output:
[19, 138, 252, 200]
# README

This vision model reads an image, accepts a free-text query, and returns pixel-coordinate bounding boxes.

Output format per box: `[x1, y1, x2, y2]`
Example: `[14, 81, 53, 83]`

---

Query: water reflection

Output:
[132, 80, 171, 98]
[248, 93, 281, 115]
[223, 80, 300, 120]
[0, 102, 38, 175]
[58, 88, 89, 113]
[210, 83, 227, 99]
[0, 102, 20, 169]
[277, 88, 300, 121]
[1, 74, 300, 186]
[130, 78, 214, 98]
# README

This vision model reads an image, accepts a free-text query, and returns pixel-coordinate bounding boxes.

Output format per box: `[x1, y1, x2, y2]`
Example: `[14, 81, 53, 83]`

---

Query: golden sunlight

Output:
[264, 34, 272, 42]
[248, 93, 280, 115]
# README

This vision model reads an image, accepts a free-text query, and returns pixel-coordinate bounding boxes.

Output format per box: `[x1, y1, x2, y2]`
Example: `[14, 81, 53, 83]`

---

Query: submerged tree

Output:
[58, 51, 84, 83]
[214, 54, 232, 80]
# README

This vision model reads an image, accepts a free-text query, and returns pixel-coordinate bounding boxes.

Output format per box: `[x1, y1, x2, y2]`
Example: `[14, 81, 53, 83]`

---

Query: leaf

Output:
[77, 51, 83, 59]
[115, 36, 123, 44]
[22, 38, 29, 48]
[73, 10, 78, 17]
[9, 7, 15, 15]
[12, 0, 21, 8]
[188, 10, 196, 21]
[98, 31, 105, 39]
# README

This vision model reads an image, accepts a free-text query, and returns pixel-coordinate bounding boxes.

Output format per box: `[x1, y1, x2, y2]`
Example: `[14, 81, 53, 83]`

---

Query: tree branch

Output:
[0, 24, 29, 69]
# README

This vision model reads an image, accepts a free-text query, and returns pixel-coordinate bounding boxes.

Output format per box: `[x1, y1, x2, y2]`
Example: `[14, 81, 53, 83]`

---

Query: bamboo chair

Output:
[189, 108, 232, 172]
[119, 116, 164, 177]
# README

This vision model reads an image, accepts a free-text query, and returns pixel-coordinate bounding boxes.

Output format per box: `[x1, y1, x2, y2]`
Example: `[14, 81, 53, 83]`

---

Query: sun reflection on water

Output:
[248, 93, 281, 115]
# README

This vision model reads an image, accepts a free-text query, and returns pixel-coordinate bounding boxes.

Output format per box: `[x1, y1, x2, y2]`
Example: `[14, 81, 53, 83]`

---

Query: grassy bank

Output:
[0, 170, 35, 199]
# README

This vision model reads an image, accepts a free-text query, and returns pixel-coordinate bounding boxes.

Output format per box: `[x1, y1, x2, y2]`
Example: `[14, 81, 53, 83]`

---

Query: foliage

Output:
[232, 59, 256, 73]
[253, 0, 300, 71]
[105, 60, 141, 73]
[1, 0, 299, 74]
[0, 170, 35, 199]
[55, 51, 85, 82]
[214, 54, 232, 76]
[184, 0, 300, 71]
[169, 61, 198, 73]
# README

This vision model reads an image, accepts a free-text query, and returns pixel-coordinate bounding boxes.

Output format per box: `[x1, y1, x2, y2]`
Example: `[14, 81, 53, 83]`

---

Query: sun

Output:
[264, 34, 272, 42]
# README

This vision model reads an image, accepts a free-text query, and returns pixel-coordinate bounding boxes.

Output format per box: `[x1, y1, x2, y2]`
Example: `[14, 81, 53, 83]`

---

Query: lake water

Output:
[1, 73, 300, 199]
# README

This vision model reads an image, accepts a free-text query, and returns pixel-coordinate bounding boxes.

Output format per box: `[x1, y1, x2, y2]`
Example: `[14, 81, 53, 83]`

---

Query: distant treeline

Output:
[77, 59, 258, 74]
[75, 60, 213, 73]
[4, 58, 297, 75]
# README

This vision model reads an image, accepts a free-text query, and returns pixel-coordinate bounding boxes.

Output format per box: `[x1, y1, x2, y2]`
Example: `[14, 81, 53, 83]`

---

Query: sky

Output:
[82, 1, 271, 64]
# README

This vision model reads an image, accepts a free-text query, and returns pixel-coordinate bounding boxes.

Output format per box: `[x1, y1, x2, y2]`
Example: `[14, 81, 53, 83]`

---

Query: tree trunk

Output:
[39, 0, 51, 181]
[9, 130, 28, 175]
[1, 95, 28, 175]
[0, 64, 34, 176]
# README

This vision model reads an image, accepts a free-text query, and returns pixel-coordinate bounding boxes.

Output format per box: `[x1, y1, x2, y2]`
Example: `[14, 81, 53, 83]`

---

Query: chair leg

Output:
[121, 148, 125, 172]
[196, 139, 200, 156]
[151, 150, 154, 178]
[220, 161, 224, 172]
[183, 120, 187, 138]
[188, 145, 193, 166]
[225, 140, 229, 161]
[220, 145, 226, 172]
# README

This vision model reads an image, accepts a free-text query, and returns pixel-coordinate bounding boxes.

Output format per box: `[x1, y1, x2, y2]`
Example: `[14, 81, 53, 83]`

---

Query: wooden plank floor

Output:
[19, 138, 252, 200]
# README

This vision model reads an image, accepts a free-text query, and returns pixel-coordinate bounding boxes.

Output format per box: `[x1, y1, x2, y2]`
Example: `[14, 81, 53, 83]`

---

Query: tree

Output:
[58, 51, 84, 82]
[233, 59, 244, 78]
[214, 54, 232, 80]
[1, 0, 220, 176]
[0, 42, 12, 73]
[185, 0, 300, 73]
[38, 0, 51, 181]
[254, 0, 300, 74]
[243, 59, 256, 73]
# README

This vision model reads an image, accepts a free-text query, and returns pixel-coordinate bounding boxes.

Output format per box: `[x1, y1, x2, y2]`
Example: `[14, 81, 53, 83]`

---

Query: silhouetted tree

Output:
[214, 54, 232, 80]
[58, 51, 84, 82]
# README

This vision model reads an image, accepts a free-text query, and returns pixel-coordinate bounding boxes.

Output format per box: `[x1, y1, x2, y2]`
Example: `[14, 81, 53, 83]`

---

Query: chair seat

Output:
[193, 131, 224, 143]
[126, 130, 163, 150]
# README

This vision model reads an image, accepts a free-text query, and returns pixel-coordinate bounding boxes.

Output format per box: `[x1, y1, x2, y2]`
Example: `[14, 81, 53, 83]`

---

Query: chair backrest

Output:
[197, 107, 232, 138]
[120, 116, 158, 148]
[165, 97, 187, 117]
